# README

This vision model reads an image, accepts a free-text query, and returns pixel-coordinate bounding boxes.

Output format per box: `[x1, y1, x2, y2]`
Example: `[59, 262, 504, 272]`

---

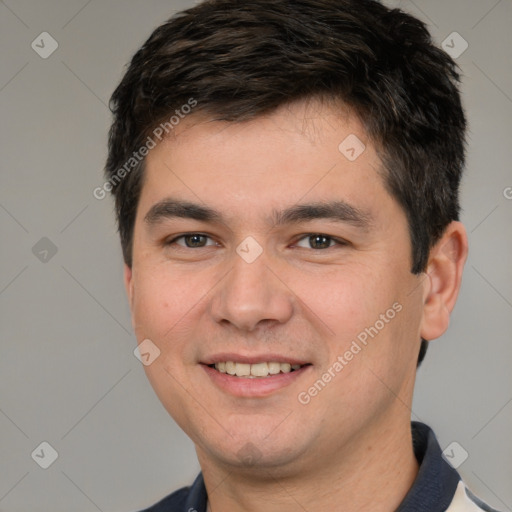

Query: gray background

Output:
[1, 0, 511, 511]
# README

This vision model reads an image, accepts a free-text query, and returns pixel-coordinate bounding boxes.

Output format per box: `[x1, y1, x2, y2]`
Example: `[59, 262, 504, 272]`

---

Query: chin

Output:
[212, 445, 304, 475]
[197, 424, 312, 474]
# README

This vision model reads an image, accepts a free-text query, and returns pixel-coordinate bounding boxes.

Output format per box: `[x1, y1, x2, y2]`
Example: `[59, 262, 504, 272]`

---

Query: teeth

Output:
[235, 363, 251, 377]
[225, 361, 236, 375]
[214, 361, 304, 377]
[268, 362, 281, 375]
[281, 363, 291, 373]
[251, 362, 269, 377]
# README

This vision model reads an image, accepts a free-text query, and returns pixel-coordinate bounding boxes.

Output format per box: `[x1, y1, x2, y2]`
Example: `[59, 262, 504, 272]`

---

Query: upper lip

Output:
[201, 353, 311, 366]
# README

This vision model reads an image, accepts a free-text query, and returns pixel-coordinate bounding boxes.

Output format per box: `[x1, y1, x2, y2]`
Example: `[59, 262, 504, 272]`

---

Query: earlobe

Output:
[420, 221, 468, 341]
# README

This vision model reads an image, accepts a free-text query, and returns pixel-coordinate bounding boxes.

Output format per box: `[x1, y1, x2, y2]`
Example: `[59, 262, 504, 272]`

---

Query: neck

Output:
[198, 414, 419, 512]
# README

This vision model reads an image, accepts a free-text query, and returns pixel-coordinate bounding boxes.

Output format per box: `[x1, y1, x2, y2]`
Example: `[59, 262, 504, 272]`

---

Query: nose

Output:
[209, 249, 294, 332]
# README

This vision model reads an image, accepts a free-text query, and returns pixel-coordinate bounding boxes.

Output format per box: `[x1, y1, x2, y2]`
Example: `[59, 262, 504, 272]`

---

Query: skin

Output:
[124, 98, 468, 511]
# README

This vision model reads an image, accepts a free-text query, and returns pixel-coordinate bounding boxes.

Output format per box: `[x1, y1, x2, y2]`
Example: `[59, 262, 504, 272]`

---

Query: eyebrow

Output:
[144, 198, 221, 225]
[270, 201, 372, 230]
[144, 197, 372, 230]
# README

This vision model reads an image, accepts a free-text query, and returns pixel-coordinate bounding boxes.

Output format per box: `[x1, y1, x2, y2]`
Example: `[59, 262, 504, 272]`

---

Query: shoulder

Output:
[446, 481, 502, 512]
[136, 486, 190, 511]
[400, 423, 501, 512]
[134, 472, 207, 512]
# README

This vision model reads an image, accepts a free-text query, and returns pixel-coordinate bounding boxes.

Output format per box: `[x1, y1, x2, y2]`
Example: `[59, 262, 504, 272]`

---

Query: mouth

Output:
[201, 357, 312, 397]
[207, 361, 309, 378]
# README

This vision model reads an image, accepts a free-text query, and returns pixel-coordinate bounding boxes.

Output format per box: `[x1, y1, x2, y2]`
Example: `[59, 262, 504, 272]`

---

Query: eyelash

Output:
[164, 233, 348, 250]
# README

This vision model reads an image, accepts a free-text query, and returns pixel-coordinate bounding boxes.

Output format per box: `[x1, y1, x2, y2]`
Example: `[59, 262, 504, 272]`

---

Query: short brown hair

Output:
[105, 0, 467, 364]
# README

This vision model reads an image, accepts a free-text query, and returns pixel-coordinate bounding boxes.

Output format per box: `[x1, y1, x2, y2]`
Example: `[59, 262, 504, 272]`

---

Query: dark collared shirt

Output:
[138, 422, 500, 512]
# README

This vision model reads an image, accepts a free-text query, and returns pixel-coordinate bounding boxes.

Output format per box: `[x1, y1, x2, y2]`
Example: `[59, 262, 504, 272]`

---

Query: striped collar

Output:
[142, 422, 497, 511]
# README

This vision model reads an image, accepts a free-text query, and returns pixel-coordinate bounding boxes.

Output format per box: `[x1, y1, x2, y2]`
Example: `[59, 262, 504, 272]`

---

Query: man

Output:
[104, 0, 498, 510]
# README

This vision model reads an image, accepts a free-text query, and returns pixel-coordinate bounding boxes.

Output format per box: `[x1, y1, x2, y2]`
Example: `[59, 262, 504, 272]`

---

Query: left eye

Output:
[294, 234, 342, 250]
[169, 234, 217, 248]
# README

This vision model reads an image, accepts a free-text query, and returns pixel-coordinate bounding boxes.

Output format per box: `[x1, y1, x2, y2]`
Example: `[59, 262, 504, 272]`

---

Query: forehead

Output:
[139, 99, 393, 224]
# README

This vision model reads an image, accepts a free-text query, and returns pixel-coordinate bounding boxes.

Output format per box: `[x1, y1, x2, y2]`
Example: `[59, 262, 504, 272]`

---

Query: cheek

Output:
[293, 265, 392, 344]
[131, 265, 201, 346]
[130, 265, 210, 424]
[294, 262, 416, 392]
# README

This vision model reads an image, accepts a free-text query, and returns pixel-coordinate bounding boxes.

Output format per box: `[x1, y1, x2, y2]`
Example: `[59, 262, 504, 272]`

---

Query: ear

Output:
[123, 263, 134, 312]
[420, 221, 468, 341]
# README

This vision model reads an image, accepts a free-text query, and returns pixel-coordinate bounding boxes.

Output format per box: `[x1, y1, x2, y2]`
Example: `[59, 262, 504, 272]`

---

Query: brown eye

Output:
[167, 234, 216, 248]
[183, 234, 208, 247]
[296, 234, 337, 249]
[309, 235, 332, 249]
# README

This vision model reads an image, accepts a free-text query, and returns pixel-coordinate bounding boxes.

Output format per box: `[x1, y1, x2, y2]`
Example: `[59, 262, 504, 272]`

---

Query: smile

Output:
[202, 358, 312, 397]
[210, 361, 306, 378]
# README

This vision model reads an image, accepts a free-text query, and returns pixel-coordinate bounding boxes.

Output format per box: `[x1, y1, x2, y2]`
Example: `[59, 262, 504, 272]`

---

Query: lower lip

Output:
[201, 364, 311, 397]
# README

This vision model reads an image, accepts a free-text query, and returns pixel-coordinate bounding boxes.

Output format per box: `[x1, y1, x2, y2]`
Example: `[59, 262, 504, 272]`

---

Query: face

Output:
[125, 100, 427, 477]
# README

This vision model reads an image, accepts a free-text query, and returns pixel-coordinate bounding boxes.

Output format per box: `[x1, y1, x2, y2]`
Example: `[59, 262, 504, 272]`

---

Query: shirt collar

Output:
[185, 422, 460, 512]
[396, 421, 460, 511]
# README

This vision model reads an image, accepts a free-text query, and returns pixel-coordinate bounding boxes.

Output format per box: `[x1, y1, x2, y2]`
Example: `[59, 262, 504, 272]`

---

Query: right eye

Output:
[166, 233, 217, 248]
